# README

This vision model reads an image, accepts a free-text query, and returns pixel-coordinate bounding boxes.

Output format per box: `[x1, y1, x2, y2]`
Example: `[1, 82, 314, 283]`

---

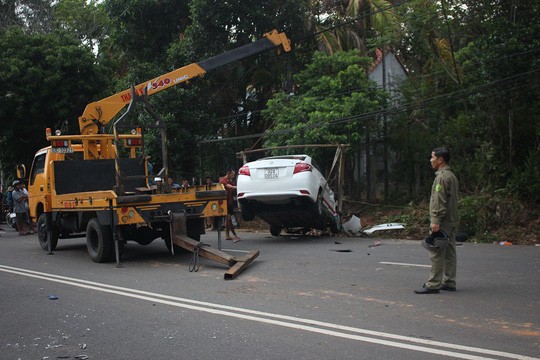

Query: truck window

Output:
[30, 153, 46, 186]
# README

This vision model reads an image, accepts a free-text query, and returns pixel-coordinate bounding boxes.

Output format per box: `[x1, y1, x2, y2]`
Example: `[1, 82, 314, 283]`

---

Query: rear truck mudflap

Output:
[170, 213, 259, 280]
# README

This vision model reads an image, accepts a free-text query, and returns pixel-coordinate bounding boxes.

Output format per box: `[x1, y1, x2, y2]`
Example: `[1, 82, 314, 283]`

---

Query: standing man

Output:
[415, 147, 459, 294]
[11, 180, 29, 236]
[219, 169, 240, 242]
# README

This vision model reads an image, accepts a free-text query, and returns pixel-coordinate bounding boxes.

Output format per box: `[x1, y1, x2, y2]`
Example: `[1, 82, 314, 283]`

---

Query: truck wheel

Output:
[37, 213, 59, 251]
[86, 218, 113, 263]
[270, 225, 281, 237]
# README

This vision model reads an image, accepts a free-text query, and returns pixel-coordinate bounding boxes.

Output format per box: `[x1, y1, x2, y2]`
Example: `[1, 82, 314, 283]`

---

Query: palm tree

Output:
[313, 0, 399, 55]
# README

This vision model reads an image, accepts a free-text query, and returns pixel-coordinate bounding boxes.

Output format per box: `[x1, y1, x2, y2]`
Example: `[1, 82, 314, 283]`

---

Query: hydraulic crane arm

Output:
[78, 30, 291, 135]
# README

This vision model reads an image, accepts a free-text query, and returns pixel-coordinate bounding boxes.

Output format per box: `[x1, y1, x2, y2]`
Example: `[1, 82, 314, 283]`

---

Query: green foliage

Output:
[263, 50, 386, 158]
[105, 0, 190, 63]
[506, 146, 540, 204]
[54, 0, 110, 47]
[0, 27, 111, 174]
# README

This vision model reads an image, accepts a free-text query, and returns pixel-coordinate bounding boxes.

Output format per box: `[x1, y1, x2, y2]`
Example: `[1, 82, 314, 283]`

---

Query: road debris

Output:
[342, 215, 361, 236]
[362, 223, 405, 235]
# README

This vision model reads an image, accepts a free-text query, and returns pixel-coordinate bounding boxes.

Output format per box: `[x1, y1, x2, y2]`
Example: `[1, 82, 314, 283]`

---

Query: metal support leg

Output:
[217, 217, 223, 250]
[46, 212, 54, 255]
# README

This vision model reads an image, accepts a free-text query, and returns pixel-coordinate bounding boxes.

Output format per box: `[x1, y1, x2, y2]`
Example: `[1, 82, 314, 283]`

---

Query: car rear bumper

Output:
[237, 191, 315, 205]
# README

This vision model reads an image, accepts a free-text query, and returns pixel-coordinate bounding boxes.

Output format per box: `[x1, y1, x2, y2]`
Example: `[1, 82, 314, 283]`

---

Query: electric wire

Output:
[200, 67, 540, 143]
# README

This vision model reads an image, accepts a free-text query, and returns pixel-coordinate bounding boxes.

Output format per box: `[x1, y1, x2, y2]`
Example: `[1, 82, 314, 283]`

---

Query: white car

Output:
[236, 155, 340, 236]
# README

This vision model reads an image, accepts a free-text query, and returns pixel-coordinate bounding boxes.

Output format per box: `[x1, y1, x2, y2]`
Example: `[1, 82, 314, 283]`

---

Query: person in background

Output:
[6, 185, 14, 213]
[219, 169, 240, 242]
[167, 177, 180, 190]
[415, 147, 459, 294]
[181, 179, 190, 188]
[153, 177, 164, 193]
[20, 182, 35, 233]
[11, 180, 29, 235]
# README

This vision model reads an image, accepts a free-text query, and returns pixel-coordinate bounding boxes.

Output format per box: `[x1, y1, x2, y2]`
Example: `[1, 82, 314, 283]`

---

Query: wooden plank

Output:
[172, 235, 235, 266]
[224, 250, 259, 280]
[170, 211, 259, 279]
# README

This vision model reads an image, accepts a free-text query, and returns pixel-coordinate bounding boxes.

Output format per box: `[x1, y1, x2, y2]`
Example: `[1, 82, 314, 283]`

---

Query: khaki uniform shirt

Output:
[430, 165, 459, 228]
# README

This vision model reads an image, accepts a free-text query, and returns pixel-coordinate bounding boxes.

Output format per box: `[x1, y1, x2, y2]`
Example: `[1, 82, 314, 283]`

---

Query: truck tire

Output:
[37, 213, 59, 251]
[86, 218, 113, 263]
[270, 225, 281, 237]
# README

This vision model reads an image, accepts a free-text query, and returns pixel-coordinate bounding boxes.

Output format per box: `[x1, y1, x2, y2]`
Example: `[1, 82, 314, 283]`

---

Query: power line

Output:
[204, 45, 540, 125]
[200, 68, 540, 144]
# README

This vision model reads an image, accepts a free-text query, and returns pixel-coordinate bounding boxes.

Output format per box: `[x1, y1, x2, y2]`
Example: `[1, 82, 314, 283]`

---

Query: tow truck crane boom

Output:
[78, 30, 291, 135]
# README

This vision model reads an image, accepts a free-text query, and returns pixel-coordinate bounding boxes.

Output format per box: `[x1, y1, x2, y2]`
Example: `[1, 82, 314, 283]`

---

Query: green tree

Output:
[105, 0, 190, 64]
[0, 27, 111, 176]
[314, 0, 399, 55]
[167, 0, 311, 175]
[54, 0, 110, 50]
[0, 0, 55, 33]
[262, 50, 386, 188]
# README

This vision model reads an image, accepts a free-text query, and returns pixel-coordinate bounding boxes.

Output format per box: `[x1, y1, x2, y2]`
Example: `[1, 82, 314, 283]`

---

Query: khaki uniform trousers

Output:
[426, 227, 457, 289]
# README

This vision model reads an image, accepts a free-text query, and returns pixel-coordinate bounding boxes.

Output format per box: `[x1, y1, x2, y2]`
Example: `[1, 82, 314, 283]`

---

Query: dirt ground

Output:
[236, 200, 540, 246]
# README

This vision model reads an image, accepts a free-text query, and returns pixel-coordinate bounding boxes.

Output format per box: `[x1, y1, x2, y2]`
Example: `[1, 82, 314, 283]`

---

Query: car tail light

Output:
[293, 162, 312, 174]
[239, 166, 251, 176]
[299, 190, 310, 195]
[238, 192, 244, 198]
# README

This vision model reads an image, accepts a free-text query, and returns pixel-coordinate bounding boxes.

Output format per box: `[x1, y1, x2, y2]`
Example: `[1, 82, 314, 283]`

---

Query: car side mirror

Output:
[17, 164, 26, 179]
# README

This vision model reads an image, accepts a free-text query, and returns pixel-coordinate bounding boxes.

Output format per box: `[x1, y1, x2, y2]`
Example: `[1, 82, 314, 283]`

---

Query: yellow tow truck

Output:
[17, 30, 291, 278]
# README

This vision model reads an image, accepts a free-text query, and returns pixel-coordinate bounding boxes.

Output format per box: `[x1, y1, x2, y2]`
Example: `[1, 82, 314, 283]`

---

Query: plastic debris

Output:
[342, 215, 362, 236]
[363, 223, 405, 235]
[48, 295, 58, 300]
[499, 241, 512, 246]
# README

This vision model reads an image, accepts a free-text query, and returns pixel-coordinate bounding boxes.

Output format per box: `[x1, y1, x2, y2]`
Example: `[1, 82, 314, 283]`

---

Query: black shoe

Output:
[414, 285, 439, 294]
[441, 285, 456, 291]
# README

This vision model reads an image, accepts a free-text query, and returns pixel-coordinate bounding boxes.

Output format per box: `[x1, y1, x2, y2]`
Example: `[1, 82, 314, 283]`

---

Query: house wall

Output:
[352, 53, 407, 201]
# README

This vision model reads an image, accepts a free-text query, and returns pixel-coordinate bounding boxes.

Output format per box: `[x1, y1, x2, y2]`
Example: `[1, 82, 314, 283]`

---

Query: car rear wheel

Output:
[330, 214, 341, 234]
[315, 192, 326, 230]
[270, 225, 281, 237]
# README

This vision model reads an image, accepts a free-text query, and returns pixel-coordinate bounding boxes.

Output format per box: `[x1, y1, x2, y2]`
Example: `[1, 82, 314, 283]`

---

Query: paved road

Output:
[0, 225, 538, 360]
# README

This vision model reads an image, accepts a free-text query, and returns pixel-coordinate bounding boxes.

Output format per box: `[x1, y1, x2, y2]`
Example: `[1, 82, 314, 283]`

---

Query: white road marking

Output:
[380, 261, 431, 268]
[0, 265, 537, 360]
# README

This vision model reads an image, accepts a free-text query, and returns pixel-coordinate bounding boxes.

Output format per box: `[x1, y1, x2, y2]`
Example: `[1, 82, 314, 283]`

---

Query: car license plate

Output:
[52, 147, 74, 154]
[264, 168, 279, 179]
